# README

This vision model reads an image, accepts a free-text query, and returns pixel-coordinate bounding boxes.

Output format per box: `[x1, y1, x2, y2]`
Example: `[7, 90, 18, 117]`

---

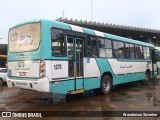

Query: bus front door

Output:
[67, 36, 84, 91]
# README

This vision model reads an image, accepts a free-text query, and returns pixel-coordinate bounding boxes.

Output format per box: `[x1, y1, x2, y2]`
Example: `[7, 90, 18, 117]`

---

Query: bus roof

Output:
[10, 19, 154, 48]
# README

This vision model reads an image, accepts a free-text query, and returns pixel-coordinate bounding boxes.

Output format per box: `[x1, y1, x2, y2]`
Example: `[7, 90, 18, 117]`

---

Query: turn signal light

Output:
[39, 60, 45, 78]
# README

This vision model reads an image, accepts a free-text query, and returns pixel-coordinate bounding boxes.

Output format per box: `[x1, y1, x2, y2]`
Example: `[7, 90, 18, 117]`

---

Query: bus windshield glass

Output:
[9, 22, 40, 52]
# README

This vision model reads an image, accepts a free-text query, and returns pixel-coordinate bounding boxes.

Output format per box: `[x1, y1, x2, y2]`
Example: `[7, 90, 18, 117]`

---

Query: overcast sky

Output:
[0, 0, 160, 40]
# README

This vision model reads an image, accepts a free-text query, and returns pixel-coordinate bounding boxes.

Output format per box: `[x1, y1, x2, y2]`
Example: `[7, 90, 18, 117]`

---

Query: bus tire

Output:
[0, 78, 3, 86]
[100, 75, 112, 95]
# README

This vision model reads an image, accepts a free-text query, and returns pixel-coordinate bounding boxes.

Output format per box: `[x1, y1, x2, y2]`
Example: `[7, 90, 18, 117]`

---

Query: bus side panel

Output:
[95, 58, 114, 84]
[67, 80, 74, 91]
[84, 78, 101, 90]
[108, 59, 151, 84]
[108, 59, 149, 75]
[49, 80, 76, 94]
[83, 58, 101, 90]
[96, 58, 114, 75]
[113, 73, 145, 85]
[51, 61, 68, 79]
[49, 79, 84, 94]
[96, 58, 147, 85]
[76, 78, 84, 90]
[50, 81, 68, 94]
[41, 19, 53, 59]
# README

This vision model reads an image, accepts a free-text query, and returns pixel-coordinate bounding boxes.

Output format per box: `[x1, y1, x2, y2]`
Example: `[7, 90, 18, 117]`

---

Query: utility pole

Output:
[90, 0, 93, 21]
[63, 9, 64, 19]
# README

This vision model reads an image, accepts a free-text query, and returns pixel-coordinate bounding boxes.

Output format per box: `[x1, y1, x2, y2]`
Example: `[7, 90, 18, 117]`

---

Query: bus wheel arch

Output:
[141, 69, 151, 85]
[101, 72, 113, 84]
[100, 72, 113, 95]
[145, 69, 151, 81]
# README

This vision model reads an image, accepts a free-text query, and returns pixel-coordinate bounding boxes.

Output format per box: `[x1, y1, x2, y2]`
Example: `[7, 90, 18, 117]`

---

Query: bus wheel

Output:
[100, 75, 112, 95]
[0, 79, 3, 86]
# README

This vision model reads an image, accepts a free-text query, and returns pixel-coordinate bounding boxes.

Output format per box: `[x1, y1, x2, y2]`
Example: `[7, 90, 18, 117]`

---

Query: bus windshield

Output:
[9, 22, 40, 52]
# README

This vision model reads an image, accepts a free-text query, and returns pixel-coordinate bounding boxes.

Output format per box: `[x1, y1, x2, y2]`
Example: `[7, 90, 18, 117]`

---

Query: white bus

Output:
[7, 19, 157, 101]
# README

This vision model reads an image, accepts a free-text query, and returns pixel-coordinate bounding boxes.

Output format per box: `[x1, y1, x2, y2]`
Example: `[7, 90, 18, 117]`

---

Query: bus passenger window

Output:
[51, 29, 65, 56]
[87, 36, 97, 57]
[98, 38, 105, 57]
[139, 46, 144, 59]
[105, 39, 113, 58]
[130, 44, 135, 59]
[125, 43, 130, 58]
[135, 45, 144, 59]
[144, 47, 150, 59]
[113, 41, 124, 59]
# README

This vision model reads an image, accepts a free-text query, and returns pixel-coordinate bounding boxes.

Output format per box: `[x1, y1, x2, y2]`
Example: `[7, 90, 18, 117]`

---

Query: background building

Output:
[56, 17, 160, 47]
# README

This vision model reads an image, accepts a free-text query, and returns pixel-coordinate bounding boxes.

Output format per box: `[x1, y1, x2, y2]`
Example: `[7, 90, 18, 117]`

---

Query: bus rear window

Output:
[9, 23, 40, 52]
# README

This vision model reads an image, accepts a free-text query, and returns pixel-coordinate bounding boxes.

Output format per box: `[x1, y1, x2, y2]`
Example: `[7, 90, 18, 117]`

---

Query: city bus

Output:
[7, 19, 157, 101]
[155, 47, 160, 74]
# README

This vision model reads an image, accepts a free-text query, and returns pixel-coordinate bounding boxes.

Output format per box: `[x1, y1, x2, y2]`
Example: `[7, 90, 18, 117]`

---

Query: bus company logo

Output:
[2, 112, 11, 117]
[18, 61, 25, 68]
[10, 30, 18, 41]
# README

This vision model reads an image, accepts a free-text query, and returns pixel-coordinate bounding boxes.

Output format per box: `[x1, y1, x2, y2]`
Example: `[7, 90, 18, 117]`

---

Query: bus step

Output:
[68, 89, 84, 94]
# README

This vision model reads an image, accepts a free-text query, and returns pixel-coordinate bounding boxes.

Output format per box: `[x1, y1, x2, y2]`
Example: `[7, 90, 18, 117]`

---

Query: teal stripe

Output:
[116, 59, 152, 62]
[52, 21, 71, 30]
[112, 73, 145, 85]
[84, 77, 100, 90]
[83, 28, 95, 35]
[96, 58, 114, 76]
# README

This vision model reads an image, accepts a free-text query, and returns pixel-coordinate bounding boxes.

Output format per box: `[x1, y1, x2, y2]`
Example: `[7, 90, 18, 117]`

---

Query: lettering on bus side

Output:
[54, 64, 62, 70]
